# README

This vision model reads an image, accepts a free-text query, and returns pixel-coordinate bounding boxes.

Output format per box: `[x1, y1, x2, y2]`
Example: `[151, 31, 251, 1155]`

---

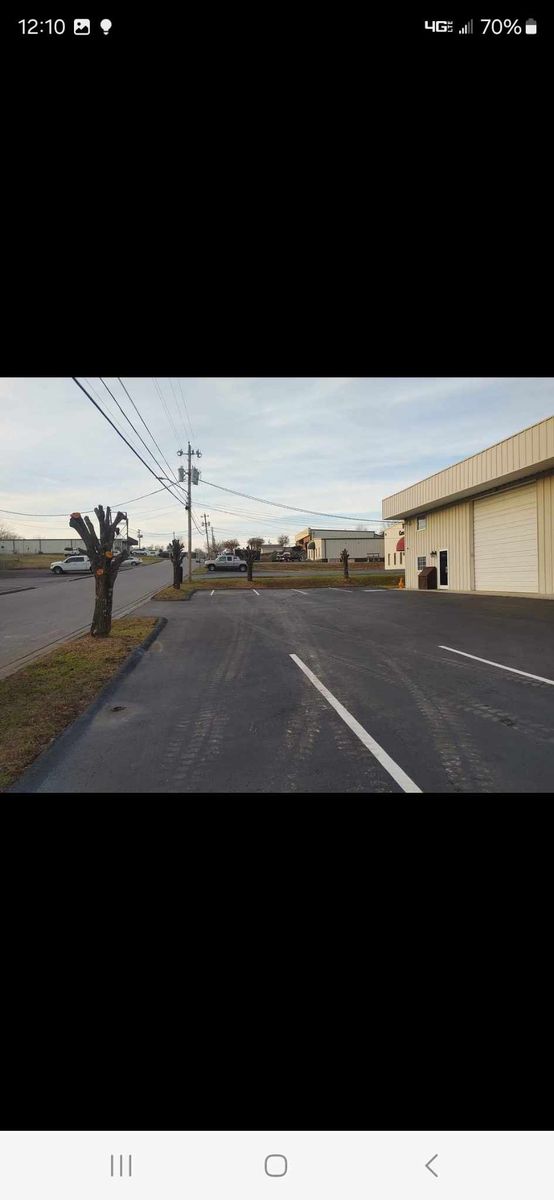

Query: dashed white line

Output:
[439, 645, 554, 686]
[290, 653, 422, 794]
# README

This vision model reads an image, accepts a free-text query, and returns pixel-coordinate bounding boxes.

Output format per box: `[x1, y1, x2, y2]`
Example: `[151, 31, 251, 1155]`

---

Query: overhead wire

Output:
[196, 477, 383, 522]
[177, 377, 195, 442]
[153, 376, 180, 446]
[117, 378, 178, 484]
[72, 378, 190, 511]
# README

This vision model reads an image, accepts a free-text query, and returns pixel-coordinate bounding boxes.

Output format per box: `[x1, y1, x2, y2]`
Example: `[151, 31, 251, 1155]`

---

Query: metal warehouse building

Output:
[295, 528, 384, 562]
[382, 416, 554, 597]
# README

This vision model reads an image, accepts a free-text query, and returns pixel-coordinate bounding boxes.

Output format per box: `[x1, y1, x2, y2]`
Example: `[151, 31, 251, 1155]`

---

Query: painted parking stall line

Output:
[292, 590, 310, 595]
[290, 653, 423, 794]
[439, 645, 554, 686]
[252, 589, 260, 596]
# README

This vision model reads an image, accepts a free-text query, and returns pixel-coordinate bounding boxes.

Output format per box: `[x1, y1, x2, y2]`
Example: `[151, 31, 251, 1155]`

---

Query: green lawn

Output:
[0, 616, 157, 791]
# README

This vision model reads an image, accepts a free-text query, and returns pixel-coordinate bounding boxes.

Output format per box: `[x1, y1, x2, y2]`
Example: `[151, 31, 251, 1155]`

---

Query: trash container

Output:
[418, 565, 437, 589]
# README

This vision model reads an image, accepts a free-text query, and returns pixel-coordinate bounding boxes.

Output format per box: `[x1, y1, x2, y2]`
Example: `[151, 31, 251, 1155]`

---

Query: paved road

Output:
[10, 588, 554, 793]
[0, 561, 172, 677]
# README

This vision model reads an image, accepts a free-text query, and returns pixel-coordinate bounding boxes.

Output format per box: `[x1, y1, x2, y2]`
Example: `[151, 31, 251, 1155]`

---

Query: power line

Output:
[166, 377, 188, 449]
[72, 379, 190, 511]
[117, 378, 178, 484]
[177, 377, 195, 442]
[99, 377, 172, 480]
[197, 477, 383, 522]
[153, 376, 180, 446]
[0, 487, 174, 519]
[99, 378, 193, 512]
[168, 377, 190, 447]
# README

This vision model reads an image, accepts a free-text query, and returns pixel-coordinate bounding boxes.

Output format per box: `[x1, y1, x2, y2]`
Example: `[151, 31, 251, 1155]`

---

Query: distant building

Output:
[384, 521, 405, 571]
[1, 535, 136, 555]
[0, 537, 87, 555]
[295, 528, 384, 562]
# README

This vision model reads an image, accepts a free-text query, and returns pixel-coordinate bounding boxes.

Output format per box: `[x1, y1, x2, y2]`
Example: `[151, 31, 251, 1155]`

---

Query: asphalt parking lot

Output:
[11, 588, 554, 794]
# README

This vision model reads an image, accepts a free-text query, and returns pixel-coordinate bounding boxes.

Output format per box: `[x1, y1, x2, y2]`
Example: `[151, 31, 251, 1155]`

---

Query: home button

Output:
[265, 1155, 288, 1177]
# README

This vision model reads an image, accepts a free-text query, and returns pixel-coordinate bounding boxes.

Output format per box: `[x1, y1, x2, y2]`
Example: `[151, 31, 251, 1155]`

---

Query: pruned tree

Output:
[245, 545, 258, 581]
[69, 506, 130, 637]
[0, 524, 17, 540]
[168, 537, 186, 589]
[340, 547, 350, 579]
[277, 534, 290, 548]
[247, 537, 264, 549]
[223, 538, 239, 552]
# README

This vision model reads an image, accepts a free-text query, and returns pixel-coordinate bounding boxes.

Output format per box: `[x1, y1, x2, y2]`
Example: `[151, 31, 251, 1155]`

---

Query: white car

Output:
[50, 554, 92, 575]
[50, 554, 141, 576]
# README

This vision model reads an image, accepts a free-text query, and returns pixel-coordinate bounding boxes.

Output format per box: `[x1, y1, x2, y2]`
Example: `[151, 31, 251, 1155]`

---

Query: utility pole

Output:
[202, 513, 211, 557]
[211, 527, 216, 553]
[137, 528, 142, 549]
[178, 443, 202, 582]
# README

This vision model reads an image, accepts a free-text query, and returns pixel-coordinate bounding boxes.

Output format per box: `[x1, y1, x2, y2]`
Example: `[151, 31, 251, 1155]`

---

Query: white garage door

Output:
[474, 483, 538, 593]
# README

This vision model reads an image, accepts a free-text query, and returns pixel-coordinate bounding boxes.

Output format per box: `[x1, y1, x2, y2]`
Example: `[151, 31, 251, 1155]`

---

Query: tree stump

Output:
[69, 505, 129, 637]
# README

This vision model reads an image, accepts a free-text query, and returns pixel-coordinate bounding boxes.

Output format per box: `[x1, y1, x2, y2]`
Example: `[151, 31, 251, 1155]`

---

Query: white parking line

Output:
[210, 590, 214, 596]
[252, 589, 260, 596]
[327, 587, 352, 592]
[439, 645, 554, 686]
[292, 590, 310, 595]
[290, 653, 422, 794]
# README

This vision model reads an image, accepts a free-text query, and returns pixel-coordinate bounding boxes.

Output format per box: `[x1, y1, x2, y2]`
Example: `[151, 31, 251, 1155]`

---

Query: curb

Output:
[0, 586, 36, 596]
[6, 616, 168, 794]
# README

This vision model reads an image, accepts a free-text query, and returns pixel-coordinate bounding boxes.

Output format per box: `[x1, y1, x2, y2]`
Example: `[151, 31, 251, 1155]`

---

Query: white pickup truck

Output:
[205, 553, 247, 572]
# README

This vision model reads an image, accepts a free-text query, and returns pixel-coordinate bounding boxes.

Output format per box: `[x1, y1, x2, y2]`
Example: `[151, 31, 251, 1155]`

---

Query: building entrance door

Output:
[439, 549, 449, 587]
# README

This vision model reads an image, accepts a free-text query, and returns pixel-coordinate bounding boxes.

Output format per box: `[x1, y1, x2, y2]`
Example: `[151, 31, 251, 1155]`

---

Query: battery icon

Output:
[525, 17, 537, 33]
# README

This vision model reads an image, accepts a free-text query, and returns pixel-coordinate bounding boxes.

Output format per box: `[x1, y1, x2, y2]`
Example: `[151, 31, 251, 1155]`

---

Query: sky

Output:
[1, 377, 553, 551]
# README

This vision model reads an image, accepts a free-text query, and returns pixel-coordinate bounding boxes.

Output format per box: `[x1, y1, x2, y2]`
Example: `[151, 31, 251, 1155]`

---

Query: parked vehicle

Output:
[50, 555, 92, 575]
[120, 556, 141, 568]
[206, 553, 248, 572]
[277, 549, 306, 562]
[132, 548, 149, 556]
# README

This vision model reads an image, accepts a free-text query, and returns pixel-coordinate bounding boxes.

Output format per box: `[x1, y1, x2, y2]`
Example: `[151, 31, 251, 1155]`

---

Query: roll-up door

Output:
[474, 483, 538, 592]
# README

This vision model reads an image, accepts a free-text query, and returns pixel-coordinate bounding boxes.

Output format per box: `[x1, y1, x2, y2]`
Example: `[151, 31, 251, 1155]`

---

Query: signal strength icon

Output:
[458, 18, 474, 33]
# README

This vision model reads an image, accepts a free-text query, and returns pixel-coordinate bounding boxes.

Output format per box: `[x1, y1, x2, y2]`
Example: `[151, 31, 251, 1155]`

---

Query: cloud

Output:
[1, 377, 553, 545]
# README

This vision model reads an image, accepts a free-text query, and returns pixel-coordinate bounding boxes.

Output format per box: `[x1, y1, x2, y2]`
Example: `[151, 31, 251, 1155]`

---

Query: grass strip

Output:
[0, 616, 157, 792]
[153, 575, 402, 600]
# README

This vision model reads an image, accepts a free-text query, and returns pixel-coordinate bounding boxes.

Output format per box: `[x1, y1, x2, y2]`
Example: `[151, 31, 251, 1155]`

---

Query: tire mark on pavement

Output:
[384, 656, 495, 792]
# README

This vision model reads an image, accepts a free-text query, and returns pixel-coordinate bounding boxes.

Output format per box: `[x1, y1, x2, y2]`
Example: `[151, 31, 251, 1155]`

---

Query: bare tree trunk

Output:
[173, 561, 181, 589]
[341, 548, 350, 579]
[91, 570, 115, 636]
[69, 505, 128, 638]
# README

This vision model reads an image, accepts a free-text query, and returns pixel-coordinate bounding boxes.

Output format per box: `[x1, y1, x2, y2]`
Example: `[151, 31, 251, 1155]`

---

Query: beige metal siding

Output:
[536, 473, 554, 594]
[404, 501, 473, 590]
[383, 415, 554, 519]
[474, 484, 538, 593]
